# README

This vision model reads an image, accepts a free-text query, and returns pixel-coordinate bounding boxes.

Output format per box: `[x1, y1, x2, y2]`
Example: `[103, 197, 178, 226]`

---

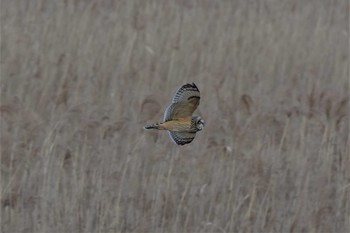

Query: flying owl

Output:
[144, 83, 205, 145]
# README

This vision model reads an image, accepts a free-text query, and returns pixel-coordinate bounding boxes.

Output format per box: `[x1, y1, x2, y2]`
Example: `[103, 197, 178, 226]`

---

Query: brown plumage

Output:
[144, 83, 205, 145]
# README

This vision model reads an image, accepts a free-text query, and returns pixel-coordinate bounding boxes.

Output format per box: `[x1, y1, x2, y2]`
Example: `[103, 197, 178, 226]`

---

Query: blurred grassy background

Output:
[1, 0, 349, 232]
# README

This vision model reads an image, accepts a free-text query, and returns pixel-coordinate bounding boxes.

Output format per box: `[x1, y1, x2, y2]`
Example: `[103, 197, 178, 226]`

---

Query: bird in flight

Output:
[144, 83, 205, 145]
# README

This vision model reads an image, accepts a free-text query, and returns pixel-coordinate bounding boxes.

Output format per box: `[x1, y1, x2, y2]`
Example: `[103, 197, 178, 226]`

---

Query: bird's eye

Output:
[196, 119, 204, 129]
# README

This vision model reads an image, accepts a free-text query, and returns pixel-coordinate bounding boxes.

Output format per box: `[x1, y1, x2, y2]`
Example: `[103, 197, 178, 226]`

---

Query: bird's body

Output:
[144, 116, 201, 132]
[144, 83, 204, 145]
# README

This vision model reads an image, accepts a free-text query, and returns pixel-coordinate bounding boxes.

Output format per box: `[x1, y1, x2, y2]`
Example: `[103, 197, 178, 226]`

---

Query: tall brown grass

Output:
[1, 0, 349, 232]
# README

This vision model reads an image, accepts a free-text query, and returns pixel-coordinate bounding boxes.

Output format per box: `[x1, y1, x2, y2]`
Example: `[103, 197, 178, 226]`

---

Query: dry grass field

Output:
[1, 0, 349, 232]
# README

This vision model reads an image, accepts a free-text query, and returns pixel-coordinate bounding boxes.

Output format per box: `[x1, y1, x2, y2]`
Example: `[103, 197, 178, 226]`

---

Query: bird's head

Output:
[193, 116, 205, 131]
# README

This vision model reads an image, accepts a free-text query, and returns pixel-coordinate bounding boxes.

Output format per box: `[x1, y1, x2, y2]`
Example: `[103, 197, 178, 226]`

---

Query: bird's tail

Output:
[143, 122, 164, 130]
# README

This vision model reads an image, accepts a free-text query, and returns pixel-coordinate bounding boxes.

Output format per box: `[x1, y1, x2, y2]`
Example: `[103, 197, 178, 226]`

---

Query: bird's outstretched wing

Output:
[164, 83, 200, 121]
[168, 131, 196, 145]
